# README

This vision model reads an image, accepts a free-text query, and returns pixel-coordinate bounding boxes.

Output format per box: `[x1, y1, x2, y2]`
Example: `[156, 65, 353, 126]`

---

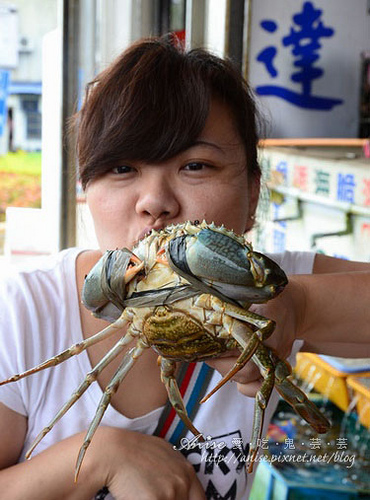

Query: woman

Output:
[0, 37, 369, 500]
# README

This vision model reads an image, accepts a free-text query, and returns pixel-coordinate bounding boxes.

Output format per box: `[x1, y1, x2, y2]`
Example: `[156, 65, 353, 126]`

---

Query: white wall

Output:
[8, 0, 58, 82]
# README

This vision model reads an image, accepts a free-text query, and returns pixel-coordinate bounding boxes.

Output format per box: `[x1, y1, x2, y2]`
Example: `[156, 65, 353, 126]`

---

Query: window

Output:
[21, 95, 41, 139]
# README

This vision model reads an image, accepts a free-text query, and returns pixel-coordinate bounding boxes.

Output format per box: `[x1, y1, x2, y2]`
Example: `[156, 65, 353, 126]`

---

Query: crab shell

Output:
[82, 220, 288, 322]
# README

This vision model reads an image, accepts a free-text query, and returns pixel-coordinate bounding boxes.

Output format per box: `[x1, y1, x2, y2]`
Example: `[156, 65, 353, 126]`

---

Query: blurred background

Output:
[0, 0, 369, 263]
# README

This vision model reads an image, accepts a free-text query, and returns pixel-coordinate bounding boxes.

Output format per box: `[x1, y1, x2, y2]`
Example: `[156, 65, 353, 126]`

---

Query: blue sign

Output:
[255, 1, 343, 110]
[0, 69, 10, 137]
[337, 173, 356, 203]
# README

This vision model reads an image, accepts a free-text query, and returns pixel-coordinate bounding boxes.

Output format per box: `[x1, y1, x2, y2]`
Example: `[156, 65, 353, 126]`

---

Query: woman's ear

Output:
[245, 172, 261, 232]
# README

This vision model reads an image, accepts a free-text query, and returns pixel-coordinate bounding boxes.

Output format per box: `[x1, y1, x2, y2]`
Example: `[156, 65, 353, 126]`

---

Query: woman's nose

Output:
[135, 173, 180, 221]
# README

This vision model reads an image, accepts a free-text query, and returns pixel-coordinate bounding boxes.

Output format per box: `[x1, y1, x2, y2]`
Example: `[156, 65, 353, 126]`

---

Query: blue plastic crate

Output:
[251, 460, 370, 500]
[250, 400, 370, 500]
[319, 356, 370, 374]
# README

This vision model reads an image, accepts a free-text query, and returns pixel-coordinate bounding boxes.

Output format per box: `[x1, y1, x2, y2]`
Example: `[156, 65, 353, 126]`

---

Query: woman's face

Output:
[86, 99, 259, 251]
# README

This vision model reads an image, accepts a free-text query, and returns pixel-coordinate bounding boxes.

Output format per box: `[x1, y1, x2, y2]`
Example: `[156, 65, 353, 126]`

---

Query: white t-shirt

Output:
[0, 248, 315, 499]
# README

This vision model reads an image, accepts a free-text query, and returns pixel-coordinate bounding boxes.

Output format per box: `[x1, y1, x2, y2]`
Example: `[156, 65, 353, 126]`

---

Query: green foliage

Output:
[0, 152, 42, 222]
[0, 151, 41, 175]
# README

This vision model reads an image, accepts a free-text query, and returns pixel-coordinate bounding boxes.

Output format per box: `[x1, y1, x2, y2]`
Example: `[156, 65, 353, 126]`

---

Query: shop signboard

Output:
[256, 147, 370, 261]
[248, 0, 370, 138]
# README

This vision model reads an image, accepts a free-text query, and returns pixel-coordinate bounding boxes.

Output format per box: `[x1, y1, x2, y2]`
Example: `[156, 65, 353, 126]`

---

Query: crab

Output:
[0, 220, 330, 479]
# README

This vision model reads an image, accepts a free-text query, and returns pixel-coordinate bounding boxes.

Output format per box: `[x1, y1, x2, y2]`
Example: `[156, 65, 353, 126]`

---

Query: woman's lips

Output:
[137, 220, 179, 241]
[137, 227, 154, 241]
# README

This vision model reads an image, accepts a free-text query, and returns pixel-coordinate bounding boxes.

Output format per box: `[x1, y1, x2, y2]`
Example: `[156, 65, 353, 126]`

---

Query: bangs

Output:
[77, 41, 211, 187]
[76, 37, 260, 189]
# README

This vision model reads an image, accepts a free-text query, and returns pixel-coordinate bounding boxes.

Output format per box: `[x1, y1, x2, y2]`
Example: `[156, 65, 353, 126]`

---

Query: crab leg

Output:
[271, 352, 331, 434]
[246, 344, 276, 472]
[200, 321, 261, 403]
[203, 311, 276, 472]
[0, 315, 128, 386]
[26, 330, 137, 460]
[159, 357, 204, 440]
[197, 295, 275, 402]
[75, 338, 148, 481]
[246, 346, 330, 472]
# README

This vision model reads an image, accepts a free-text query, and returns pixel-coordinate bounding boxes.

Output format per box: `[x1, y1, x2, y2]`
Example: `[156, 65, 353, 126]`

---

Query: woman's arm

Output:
[0, 404, 27, 469]
[0, 402, 106, 500]
[0, 404, 205, 500]
[313, 253, 370, 273]
[288, 270, 370, 356]
[207, 255, 370, 396]
[293, 253, 370, 355]
[248, 264, 370, 360]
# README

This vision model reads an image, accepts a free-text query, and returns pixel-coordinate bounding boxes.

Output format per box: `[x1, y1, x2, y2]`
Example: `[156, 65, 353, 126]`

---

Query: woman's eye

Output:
[111, 165, 134, 175]
[183, 162, 208, 171]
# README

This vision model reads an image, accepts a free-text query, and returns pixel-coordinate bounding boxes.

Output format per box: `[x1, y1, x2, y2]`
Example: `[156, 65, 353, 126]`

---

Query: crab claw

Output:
[168, 227, 288, 304]
[250, 252, 288, 297]
[82, 249, 139, 321]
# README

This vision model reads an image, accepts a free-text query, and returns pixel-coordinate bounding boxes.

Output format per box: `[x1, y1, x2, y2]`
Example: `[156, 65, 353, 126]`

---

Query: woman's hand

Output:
[94, 427, 205, 500]
[0, 422, 205, 500]
[206, 269, 370, 396]
[205, 278, 304, 397]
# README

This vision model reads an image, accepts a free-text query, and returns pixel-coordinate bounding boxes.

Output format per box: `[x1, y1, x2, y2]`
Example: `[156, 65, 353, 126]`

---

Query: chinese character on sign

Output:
[272, 229, 286, 252]
[276, 161, 288, 183]
[337, 173, 356, 203]
[362, 179, 370, 206]
[361, 223, 370, 237]
[255, 1, 343, 110]
[314, 170, 330, 196]
[293, 165, 308, 190]
[309, 437, 322, 450]
[272, 202, 286, 252]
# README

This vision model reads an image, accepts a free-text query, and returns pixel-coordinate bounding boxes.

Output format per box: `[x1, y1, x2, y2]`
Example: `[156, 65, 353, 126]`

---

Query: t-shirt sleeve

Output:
[267, 250, 316, 275]
[0, 276, 28, 416]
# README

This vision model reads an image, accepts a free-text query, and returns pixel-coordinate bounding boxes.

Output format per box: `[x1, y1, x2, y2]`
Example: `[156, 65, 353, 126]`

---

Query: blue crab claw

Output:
[167, 227, 288, 304]
[82, 249, 142, 321]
